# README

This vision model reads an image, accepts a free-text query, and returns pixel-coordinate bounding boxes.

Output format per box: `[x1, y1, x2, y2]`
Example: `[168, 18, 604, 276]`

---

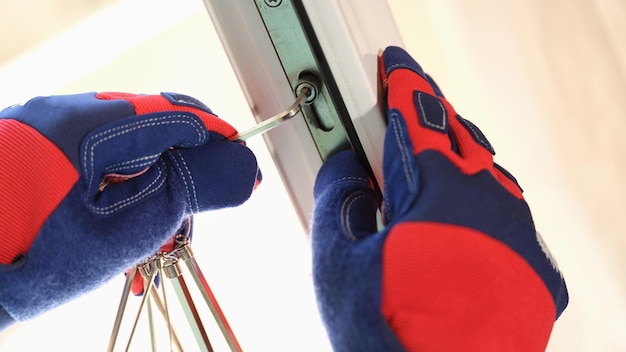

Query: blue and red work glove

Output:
[0, 92, 259, 330]
[311, 46, 568, 351]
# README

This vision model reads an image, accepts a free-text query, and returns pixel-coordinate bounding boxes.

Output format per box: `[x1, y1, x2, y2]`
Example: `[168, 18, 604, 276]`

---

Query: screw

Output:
[296, 82, 317, 104]
[264, 0, 282, 7]
[295, 74, 321, 105]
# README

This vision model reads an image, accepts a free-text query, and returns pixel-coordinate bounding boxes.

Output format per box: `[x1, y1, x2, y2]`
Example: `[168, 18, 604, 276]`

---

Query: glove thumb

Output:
[312, 151, 408, 351]
[312, 150, 379, 242]
[166, 141, 259, 213]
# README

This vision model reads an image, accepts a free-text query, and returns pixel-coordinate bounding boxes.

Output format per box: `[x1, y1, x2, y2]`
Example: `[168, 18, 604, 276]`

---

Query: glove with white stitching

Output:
[311, 47, 568, 351]
[0, 92, 259, 330]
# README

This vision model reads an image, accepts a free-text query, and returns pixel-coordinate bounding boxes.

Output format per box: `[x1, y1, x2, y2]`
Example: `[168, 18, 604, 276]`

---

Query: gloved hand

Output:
[0, 92, 259, 330]
[311, 46, 568, 351]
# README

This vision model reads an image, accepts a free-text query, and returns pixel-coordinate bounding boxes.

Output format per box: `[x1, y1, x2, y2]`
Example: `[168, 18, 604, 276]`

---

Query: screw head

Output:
[296, 82, 317, 105]
[264, 0, 282, 7]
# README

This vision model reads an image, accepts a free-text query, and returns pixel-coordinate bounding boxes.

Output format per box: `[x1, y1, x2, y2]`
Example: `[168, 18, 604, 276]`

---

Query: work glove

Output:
[0, 92, 259, 331]
[311, 46, 568, 351]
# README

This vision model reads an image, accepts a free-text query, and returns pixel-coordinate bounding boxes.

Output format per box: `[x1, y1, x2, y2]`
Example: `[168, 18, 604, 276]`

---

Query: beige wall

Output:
[0, 0, 116, 63]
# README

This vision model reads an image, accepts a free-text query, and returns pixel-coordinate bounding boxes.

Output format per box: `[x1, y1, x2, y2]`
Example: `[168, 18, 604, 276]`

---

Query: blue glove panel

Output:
[0, 92, 259, 330]
[312, 151, 407, 352]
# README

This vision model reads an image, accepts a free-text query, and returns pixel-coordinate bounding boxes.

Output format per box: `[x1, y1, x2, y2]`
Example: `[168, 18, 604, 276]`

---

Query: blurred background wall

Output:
[0, 0, 624, 351]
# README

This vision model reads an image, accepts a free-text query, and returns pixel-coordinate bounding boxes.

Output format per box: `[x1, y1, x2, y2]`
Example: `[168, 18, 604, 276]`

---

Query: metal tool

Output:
[229, 85, 313, 142]
[176, 235, 242, 351]
[106, 217, 242, 352]
[162, 254, 214, 352]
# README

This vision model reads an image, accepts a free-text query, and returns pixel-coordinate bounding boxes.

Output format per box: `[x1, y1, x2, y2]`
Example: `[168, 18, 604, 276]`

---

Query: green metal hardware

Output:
[254, 0, 351, 160]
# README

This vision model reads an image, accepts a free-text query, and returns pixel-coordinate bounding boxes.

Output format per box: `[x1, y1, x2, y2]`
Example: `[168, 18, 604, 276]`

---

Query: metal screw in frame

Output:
[264, 0, 282, 7]
[229, 76, 318, 142]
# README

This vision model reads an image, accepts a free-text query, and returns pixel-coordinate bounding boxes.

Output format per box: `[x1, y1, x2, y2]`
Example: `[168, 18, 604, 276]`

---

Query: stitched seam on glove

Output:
[102, 153, 161, 174]
[86, 161, 167, 215]
[82, 115, 205, 188]
[340, 191, 379, 241]
[416, 92, 447, 131]
[389, 112, 416, 195]
[168, 150, 199, 213]
[323, 176, 371, 190]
